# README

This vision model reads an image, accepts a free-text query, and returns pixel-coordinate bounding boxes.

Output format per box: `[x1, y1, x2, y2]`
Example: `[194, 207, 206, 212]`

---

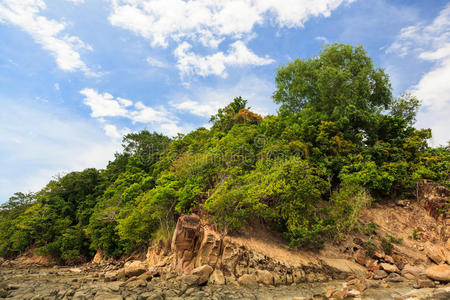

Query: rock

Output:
[105, 270, 119, 282]
[366, 280, 380, 288]
[332, 289, 348, 300]
[0, 290, 8, 298]
[380, 263, 400, 273]
[384, 255, 395, 264]
[425, 264, 450, 282]
[125, 279, 147, 288]
[414, 278, 435, 288]
[171, 214, 202, 274]
[237, 274, 258, 288]
[92, 249, 107, 264]
[94, 293, 123, 300]
[73, 291, 89, 300]
[255, 270, 274, 286]
[424, 242, 446, 264]
[178, 274, 200, 286]
[373, 250, 385, 260]
[354, 249, 367, 266]
[386, 273, 404, 282]
[446, 239, 450, 251]
[401, 264, 424, 277]
[208, 269, 225, 285]
[191, 265, 213, 285]
[347, 289, 361, 297]
[124, 260, 147, 277]
[372, 269, 388, 279]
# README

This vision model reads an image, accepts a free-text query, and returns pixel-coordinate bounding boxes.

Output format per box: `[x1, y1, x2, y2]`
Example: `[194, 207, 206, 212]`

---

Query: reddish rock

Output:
[171, 214, 203, 274]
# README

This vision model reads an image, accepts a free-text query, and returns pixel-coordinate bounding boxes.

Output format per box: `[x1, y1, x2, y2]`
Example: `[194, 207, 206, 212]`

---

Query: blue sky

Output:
[0, 0, 449, 202]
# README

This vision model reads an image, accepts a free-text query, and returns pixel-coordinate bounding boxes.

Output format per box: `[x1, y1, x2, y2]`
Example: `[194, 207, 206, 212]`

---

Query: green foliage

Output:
[363, 222, 378, 235]
[409, 229, 421, 240]
[1, 43, 449, 261]
[362, 240, 377, 257]
[385, 234, 403, 244]
[380, 237, 393, 255]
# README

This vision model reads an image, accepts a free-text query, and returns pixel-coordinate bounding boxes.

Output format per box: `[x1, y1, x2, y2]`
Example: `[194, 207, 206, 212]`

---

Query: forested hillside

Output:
[1, 44, 449, 263]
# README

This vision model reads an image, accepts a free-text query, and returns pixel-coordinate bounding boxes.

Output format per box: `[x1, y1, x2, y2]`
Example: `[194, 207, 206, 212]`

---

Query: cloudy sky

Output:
[0, 0, 449, 202]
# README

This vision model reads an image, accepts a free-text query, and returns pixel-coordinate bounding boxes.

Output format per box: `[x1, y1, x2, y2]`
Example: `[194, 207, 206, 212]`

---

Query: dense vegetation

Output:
[1, 44, 449, 263]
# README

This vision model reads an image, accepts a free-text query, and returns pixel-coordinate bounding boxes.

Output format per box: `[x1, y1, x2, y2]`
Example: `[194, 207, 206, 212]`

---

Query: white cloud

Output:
[315, 36, 329, 44]
[0, 0, 95, 75]
[174, 40, 274, 77]
[0, 99, 121, 201]
[65, 0, 85, 4]
[171, 75, 276, 118]
[146, 56, 167, 68]
[109, 0, 352, 77]
[387, 3, 450, 146]
[80, 88, 184, 137]
[80, 88, 130, 118]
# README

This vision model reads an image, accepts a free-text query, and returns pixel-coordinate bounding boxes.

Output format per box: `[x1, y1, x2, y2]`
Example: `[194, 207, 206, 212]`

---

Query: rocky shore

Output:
[1, 181, 449, 299]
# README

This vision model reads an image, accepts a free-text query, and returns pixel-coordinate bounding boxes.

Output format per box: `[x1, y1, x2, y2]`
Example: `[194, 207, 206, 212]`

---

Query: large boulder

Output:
[171, 214, 203, 274]
[424, 242, 446, 264]
[425, 264, 450, 282]
[191, 265, 213, 285]
[124, 260, 147, 277]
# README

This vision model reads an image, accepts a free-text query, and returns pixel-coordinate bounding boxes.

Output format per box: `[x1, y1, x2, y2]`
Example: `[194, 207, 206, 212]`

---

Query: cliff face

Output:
[144, 214, 365, 287]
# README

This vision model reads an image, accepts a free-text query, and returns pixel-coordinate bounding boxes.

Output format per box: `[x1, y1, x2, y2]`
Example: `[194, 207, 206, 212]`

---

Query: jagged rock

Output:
[380, 263, 400, 273]
[105, 270, 119, 282]
[191, 265, 213, 285]
[208, 269, 225, 285]
[237, 274, 258, 288]
[255, 269, 273, 285]
[425, 264, 450, 282]
[92, 249, 107, 264]
[171, 214, 203, 274]
[424, 242, 446, 264]
[124, 261, 147, 277]
[384, 255, 395, 264]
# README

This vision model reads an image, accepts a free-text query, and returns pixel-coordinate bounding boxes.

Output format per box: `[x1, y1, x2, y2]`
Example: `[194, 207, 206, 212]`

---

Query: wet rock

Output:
[424, 242, 446, 264]
[124, 261, 147, 277]
[237, 274, 258, 288]
[191, 265, 213, 285]
[425, 264, 450, 282]
[380, 263, 400, 273]
[208, 269, 225, 285]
